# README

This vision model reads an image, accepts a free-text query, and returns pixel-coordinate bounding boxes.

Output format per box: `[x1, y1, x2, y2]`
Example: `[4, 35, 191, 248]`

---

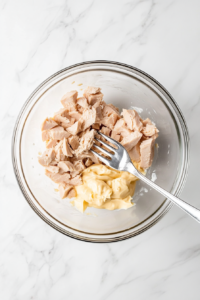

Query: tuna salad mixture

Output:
[38, 86, 159, 211]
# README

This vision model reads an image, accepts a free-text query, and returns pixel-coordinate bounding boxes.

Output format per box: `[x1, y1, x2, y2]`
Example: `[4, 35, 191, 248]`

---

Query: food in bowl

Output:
[38, 86, 159, 212]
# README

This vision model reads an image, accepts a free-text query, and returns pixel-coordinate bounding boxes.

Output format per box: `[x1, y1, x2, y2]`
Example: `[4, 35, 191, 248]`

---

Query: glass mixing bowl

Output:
[12, 61, 189, 242]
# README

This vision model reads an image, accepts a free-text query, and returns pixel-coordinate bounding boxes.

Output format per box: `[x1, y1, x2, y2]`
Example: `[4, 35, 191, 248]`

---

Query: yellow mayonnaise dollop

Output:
[72, 162, 144, 212]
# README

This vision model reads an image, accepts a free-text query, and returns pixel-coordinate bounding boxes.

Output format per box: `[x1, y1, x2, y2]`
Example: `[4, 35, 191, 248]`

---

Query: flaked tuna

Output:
[81, 108, 96, 131]
[85, 158, 93, 167]
[67, 188, 76, 198]
[61, 90, 78, 107]
[50, 126, 71, 140]
[69, 175, 82, 186]
[69, 111, 82, 121]
[140, 138, 155, 169]
[62, 138, 73, 157]
[113, 119, 131, 137]
[41, 118, 58, 131]
[38, 149, 56, 166]
[111, 131, 121, 142]
[46, 139, 57, 149]
[122, 109, 143, 131]
[101, 113, 118, 129]
[142, 124, 159, 137]
[100, 126, 111, 136]
[121, 131, 142, 151]
[77, 97, 89, 108]
[128, 143, 140, 162]
[58, 183, 73, 199]
[75, 129, 95, 155]
[45, 166, 59, 173]
[66, 120, 83, 135]
[45, 169, 71, 183]
[58, 161, 75, 172]
[68, 136, 79, 150]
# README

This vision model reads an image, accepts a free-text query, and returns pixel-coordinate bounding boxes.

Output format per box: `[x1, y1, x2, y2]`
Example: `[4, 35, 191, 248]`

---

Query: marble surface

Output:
[1, 0, 200, 299]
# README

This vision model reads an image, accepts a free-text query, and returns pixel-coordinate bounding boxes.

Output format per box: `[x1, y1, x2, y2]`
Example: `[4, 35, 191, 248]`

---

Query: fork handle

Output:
[130, 166, 200, 223]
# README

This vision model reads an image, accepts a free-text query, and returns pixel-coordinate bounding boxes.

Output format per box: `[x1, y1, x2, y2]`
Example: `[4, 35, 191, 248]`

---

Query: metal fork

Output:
[91, 132, 200, 223]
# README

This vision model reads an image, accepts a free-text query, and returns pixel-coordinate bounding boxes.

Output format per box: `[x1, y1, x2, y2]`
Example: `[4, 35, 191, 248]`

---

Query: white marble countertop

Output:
[1, 0, 200, 299]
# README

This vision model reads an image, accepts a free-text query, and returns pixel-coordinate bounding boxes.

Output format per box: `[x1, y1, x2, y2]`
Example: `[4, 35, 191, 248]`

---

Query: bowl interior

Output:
[14, 62, 188, 241]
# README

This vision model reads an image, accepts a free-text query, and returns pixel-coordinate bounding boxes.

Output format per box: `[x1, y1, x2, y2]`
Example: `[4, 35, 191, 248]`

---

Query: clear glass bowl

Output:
[12, 61, 189, 242]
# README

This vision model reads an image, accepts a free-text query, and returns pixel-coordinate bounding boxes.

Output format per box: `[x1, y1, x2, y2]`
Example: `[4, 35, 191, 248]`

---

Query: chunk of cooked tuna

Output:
[100, 126, 111, 136]
[142, 118, 153, 126]
[77, 97, 89, 108]
[58, 183, 73, 199]
[121, 131, 142, 151]
[66, 120, 83, 135]
[93, 101, 103, 121]
[41, 118, 58, 131]
[62, 138, 73, 157]
[87, 93, 104, 105]
[140, 138, 155, 169]
[46, 139, 57, 149]
[102, 104, 120, 117]
[69, 175, 82, 186]
[42, 130, 51, 142]
[67, 188, 76, 198]
[45, 170, 71, 183]
[84, 158, 93, 167]
[68, 111, 82, 121]
[50, 126, 71, 140]
[58, 161, 75, 172]
[61, 90, 78, 107]
[142, 124, 159, 137]
[122, 109, 143, 131]
[68, 135, 79, 150]
[75, 129, 95, 155]
[101, 113, 118, 129]
[81, 108, 96, 131]
[111, 131, 121, 142]
[45, 166, 59, 173]
[83, 86, 101, 96]
[128, 143, 140, 162]
[76, 151, 100, 164]
[38, 149, 56, 166]
[92, 123, 101, 130]
[113, 119, 131, 137]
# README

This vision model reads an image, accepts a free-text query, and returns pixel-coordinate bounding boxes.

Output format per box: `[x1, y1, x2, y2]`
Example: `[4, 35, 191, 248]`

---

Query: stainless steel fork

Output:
[91, 132, 200, 223]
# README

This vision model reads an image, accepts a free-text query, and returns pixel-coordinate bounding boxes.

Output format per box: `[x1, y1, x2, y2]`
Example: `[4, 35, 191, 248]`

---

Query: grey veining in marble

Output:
[1, 0, 200, 299]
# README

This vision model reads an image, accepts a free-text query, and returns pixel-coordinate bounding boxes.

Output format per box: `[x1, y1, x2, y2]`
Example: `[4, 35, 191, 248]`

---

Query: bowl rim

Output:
[12, 60, 190, 243]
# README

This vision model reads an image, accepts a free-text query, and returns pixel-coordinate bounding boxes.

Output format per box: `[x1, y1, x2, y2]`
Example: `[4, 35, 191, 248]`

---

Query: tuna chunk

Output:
[42, 130, 51, 142]
[102, 104, 120, 117]
[122, 109, 143, 131]
[121, 131, 142, 151]
[84, 86, 101, 96]
[67, 188, 76, 198]
[113, 119, 131, 137]
[75, 129, 95, 155]
[62, 138, 73, 157]
[58, 183, 73, 199]
[142, 124, 159, 137]
[140, 138, 155, 169]
[54, 108, 75, 127]
[45, 170, 71, 183]
[46, 139, 57, 149]
[45, 166, 59, 173]
[68, 136, 79, 150]
[69, 111, 82, 121]
[58, 161, 75, 172]
[41, 118, 58, 131]
[92, 123, 101, 130]
[128, 143, 140, 162]
[93, 101, 103, 121]
[81, 108, 96, 131]
[101, 113, 118, 129]
[142, 118, 153, 126]
[100, 126, 111, 136]
[50, 126, 71, 140]
[69, 175, 82, 186]
[87, 93, 104, 105]
[66, 120, 83, 135]
[38, 149, 56, 166]
[85, 158, 93, 167]
[77, 97, 89, 108]
[111, 131, 121, 142]
[76, 151, 100, 164]
[61, 90, 78, 107]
